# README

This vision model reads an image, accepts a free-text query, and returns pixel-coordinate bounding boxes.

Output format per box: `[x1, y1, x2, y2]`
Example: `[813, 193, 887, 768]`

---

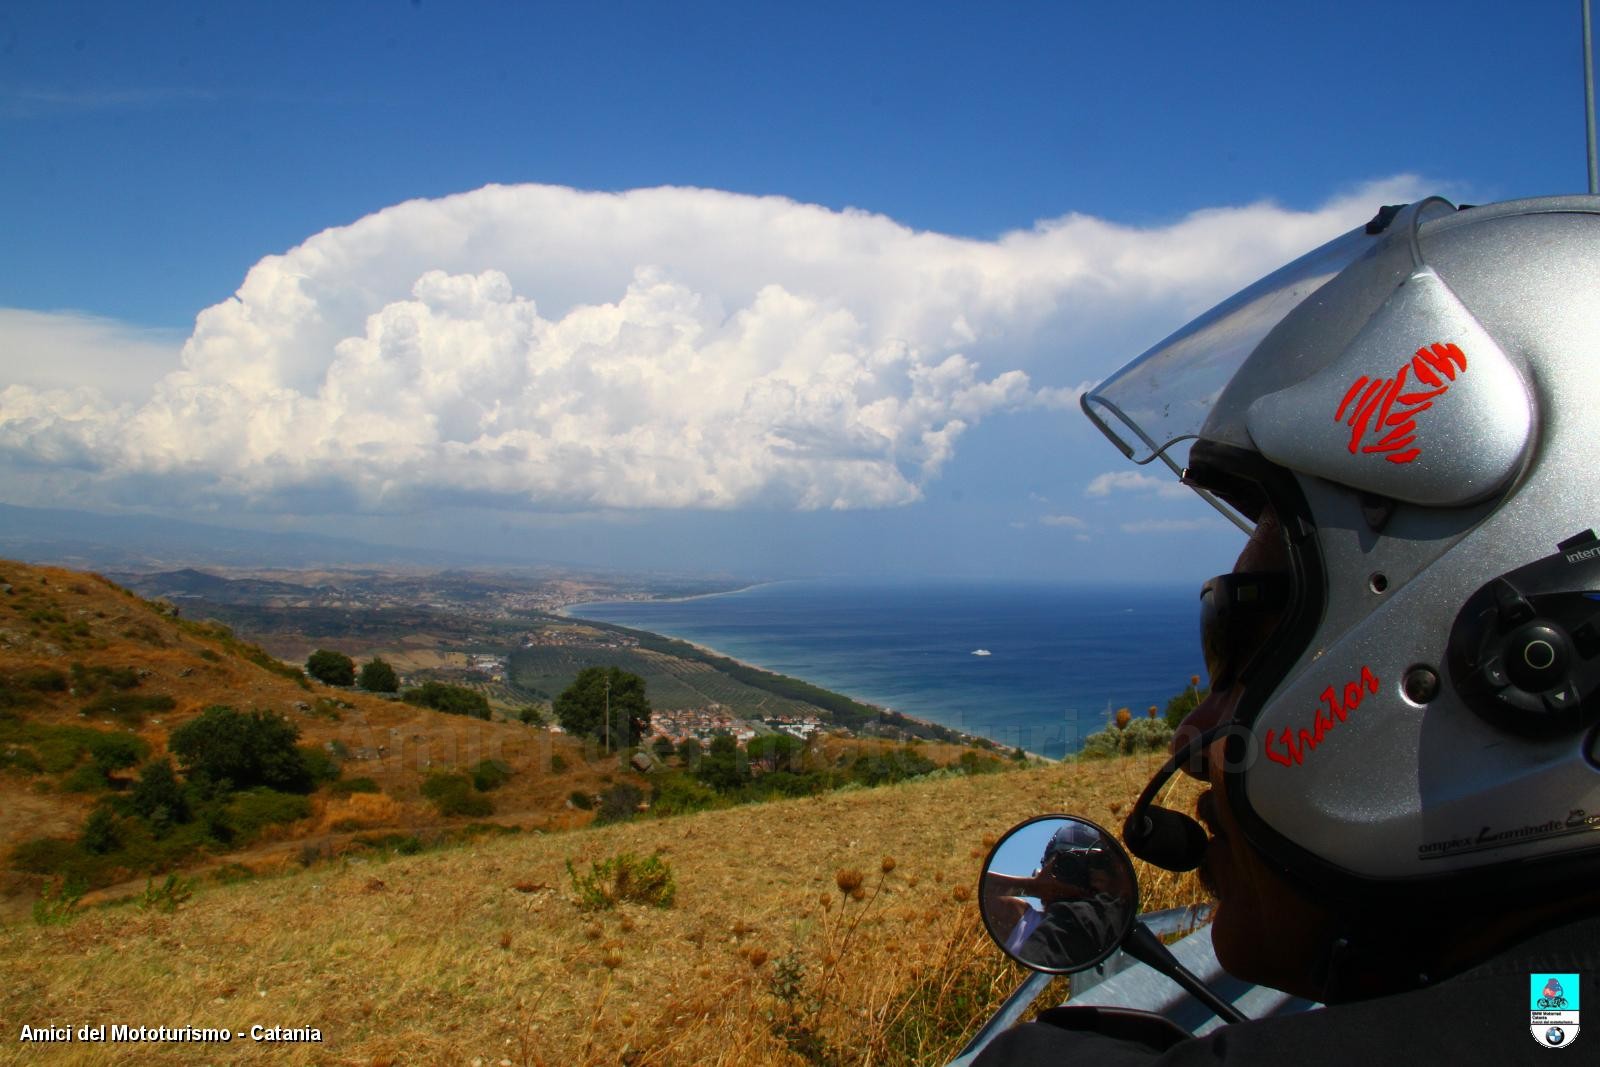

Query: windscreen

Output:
[1080, 223, 1380, 465]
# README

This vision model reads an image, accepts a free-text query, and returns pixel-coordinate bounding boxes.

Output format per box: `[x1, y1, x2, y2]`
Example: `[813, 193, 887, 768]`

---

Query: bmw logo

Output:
[1547, 1026, 1567, 1046]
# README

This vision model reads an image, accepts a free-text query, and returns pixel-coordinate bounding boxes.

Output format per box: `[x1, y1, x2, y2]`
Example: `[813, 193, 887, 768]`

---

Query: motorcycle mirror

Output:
[977, 815, 1139, 974]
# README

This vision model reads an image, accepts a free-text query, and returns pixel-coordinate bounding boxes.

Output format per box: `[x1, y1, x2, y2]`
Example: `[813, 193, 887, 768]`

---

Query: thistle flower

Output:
[849, 885, 866, 902]
[835, 868, 864, 894]
[952, 885, 972, 903]
[1116, 707, 1131, 729]
[1148, 705, 1159, 719]
[881, 856, 896, 874]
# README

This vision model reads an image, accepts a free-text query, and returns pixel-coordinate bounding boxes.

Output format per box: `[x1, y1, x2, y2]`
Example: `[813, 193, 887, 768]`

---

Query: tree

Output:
[306, 650, 355, 687]
[651, 736, 677, 762]
[357, 657, 399, 693]
[553, 667, 651, 752]
[168, 706, 313, 794]
[746, 733, 803, 773]
[403, 681, 491, 719]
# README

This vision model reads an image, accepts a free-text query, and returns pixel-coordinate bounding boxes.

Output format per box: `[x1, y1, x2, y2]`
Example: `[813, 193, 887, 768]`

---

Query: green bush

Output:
[650, 773, 720, 816]
[568, 789, 593, 810]
[298, 745, 342, 785]
[80, 808, 121, 854]
[69, 663, 139, 694]
[306, 650, 356, 687]
[10, 836, 80, 874]
[62, 763, 111, 793]
[421, 772, 494, 817]
[594, 782, 643, 825]
[567, 851, 675, 911]
[130, 758, 190, 827]
[471, 759, 511, 792]
[329, 776, 380, 795]
[79, 692, 175, 727]
[226, 789, 312, 836]
[402, 682, 491, 719]
[517, 705, 547, 726]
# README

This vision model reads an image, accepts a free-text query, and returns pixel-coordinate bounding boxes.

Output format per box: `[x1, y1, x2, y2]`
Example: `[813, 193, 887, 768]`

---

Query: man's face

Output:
[1176, 514, 1337, 995]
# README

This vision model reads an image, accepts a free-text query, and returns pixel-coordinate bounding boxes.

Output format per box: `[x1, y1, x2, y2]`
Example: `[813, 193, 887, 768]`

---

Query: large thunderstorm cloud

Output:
[0, 179, 1421, 513]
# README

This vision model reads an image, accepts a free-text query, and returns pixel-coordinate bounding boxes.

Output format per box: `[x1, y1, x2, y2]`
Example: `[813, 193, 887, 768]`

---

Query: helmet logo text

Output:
[1334, 342, 1467, 465]
[1264, 665, 1380, 768]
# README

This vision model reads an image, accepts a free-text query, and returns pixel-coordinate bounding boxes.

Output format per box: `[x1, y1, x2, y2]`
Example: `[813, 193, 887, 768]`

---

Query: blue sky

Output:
[0, 2, 1591, 581]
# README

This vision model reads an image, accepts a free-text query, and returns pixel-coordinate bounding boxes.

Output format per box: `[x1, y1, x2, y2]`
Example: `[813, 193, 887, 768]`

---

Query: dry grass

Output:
[0, 755, 1207, 1066]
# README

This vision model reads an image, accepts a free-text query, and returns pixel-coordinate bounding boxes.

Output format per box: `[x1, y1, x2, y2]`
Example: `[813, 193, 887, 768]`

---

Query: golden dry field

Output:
[2, 755, 1205, 1066]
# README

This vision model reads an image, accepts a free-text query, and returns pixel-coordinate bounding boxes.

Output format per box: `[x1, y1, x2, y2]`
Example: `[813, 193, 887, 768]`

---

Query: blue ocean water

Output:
[568, 579, 1204, 759]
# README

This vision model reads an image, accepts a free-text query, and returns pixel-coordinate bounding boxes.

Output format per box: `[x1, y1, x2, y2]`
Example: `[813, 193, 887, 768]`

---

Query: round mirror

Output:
[977, 815, 1140, 974]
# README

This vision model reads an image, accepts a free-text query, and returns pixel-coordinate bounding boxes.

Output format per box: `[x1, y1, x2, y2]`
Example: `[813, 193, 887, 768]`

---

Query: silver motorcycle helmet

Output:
[1083, 195, 1600, 902]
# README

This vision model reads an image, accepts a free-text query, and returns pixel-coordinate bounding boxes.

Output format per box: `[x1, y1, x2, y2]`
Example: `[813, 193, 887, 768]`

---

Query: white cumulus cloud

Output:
[1084, 470, 1193, 500]
[0, 177, 1425, 514]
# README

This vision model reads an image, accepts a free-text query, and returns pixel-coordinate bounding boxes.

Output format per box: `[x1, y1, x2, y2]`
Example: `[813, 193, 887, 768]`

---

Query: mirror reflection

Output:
[978, 816, 1139, 973]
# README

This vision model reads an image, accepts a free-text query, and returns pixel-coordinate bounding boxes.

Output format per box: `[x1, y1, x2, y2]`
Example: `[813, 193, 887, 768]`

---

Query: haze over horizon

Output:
[1, 2, 1589, 582]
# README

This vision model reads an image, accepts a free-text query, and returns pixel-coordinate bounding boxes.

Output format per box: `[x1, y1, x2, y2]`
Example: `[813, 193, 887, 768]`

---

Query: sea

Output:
[567, 579, 1204, 759]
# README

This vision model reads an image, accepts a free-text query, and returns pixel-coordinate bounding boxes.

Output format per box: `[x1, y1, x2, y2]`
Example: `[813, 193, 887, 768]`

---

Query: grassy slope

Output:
[1, 755, 1206, 1067]
[0, 561, 653, 911]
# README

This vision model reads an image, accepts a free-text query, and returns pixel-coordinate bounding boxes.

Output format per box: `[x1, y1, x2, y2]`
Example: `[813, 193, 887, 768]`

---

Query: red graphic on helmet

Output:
[1334, 342, 1467, 465]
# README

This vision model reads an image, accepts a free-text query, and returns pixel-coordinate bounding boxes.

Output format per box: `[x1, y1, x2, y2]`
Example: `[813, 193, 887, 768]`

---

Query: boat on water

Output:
[971, 648, 991, 657]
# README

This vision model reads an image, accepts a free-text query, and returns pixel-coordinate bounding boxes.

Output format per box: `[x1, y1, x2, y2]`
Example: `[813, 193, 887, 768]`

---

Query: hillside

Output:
[0, 753, 1206, 1066]
[0, 560, 1010, 922]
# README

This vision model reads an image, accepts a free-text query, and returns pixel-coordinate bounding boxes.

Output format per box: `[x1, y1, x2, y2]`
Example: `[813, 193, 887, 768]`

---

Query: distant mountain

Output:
[0, 501, 512, 571]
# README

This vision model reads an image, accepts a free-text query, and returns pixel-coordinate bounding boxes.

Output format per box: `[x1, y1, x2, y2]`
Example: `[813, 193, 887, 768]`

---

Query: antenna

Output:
[1586, 0, 1598, 193]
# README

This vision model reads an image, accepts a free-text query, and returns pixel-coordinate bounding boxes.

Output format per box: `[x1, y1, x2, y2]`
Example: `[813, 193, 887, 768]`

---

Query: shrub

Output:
[567, 851, 675, 910]
[568, 789, 593, 810]
[402, 682, 491, 719]
[10, 836, 79, 875]
[226, 788, 312, 837]
[357, 657, 399, 693]
[130, 758, 190, 827]
[32, 877, 86, 926]
[135, 873, 194, 913]
[1119, 716, 1174, 753]
[80, 808, 121, 854]
[517, 705, 547, 726]
[18, 667, 69, 691]
[471, 759, 512, 792]
[62, 764, 111, 793]
[329, 776, 380, 795]
[79, 692, 175, 727]
[594, 782, 643, 824]
[650, 773, 719, 816]
[306, 650, 356, 687]
[421, 772, 494, 817]
[1077, 729, 1121, 759]
[550, 753, 568, 773]
[298, 745, 341, 785]
[69, 663, 139, 694]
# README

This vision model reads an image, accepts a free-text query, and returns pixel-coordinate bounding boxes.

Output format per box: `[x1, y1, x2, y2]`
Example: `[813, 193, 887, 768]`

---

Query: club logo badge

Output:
[1531, 973, 1581, 1049]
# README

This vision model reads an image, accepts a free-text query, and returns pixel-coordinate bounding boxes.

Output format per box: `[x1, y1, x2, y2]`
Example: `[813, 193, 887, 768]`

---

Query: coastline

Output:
[560, 599, 1058, 763]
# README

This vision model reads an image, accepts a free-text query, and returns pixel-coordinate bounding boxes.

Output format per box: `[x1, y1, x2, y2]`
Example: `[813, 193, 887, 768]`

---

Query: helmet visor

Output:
[1081, 223, 1380, 466]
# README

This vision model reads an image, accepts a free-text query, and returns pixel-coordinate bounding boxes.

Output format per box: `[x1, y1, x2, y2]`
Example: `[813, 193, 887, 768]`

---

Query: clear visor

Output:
[1081, 223, 1382, 467]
